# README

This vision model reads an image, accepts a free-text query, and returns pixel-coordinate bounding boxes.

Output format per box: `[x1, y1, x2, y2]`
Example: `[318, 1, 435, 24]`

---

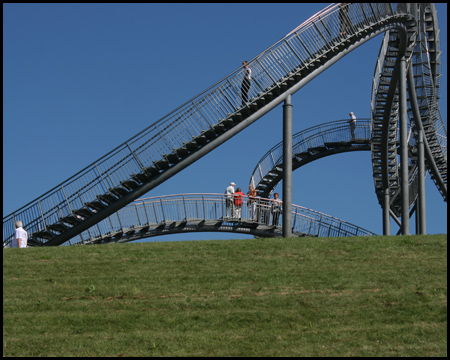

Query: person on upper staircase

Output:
[241, 60, 252, 106]
[339, 3, 351, 36]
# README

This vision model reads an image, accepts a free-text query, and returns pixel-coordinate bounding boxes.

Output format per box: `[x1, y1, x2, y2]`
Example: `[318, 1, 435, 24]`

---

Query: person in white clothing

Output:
[348, 111, 357, 140]
[12, 221, 28, 248]
[225, 182, 236, 217]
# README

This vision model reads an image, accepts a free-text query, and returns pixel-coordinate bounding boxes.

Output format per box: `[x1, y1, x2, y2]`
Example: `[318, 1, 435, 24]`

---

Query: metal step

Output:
[73, 207, 95, 219]
[130, 172, 148, 184]
[308, 145, 327, 155]
[85, 199, 107, 211]
[97, 193, 118, 205]
[166, 152, 179, 164]
[109, 185, 129, 198]
[120, 179, 140, 191]
[47, 222, 70, 234]
[61, 214, 82, 226]
[154, 158, 170, 170]
[33, 229, 56, 240]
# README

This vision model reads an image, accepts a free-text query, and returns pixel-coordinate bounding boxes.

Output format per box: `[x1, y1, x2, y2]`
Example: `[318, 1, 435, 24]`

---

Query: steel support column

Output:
[282, 95, 293, 238]
[399, 57, 410, 235]
[417, 130, 426, 234]
[42, 22, 412, 247]
[383, 188, 390, 235]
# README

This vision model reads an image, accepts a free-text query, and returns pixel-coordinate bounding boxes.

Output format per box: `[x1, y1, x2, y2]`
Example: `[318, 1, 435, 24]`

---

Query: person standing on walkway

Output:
[12, 221, 28, 248]
[259, 197, 271, 225]
[234, 187, 245, 219]
[241, 61, 252, 106]
[271, 193, 283, 226]
[225, 182, 236, 217]
[348, 111, 357, 140]
[247, 184, 258, 221]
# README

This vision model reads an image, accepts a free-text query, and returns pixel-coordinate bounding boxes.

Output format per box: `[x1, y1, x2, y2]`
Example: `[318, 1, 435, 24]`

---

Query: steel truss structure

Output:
[3, 3, 446, 246]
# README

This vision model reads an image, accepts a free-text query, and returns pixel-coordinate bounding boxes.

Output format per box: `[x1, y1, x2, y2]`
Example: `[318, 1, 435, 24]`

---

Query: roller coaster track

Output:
[370, 3, 446, 218]
[3, 3, 446, 246]
[251, 4, 446, 219]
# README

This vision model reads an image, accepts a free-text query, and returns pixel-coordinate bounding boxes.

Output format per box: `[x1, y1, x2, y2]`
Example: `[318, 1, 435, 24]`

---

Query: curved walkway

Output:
[250, 119, 372, 198]
[3, 4, 444, 246]
[50, 194, 376, 246]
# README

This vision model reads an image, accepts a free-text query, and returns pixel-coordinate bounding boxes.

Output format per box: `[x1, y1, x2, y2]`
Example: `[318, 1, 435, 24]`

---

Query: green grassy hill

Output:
[3, 234, 447, 357]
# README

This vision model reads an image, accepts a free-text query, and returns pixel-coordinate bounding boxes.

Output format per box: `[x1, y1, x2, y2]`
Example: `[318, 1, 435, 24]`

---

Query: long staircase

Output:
[3, 4, 445, 246]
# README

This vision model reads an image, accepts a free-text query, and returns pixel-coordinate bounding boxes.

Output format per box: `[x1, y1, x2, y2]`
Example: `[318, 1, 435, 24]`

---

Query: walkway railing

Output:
[2, 4, 422, 246]
[62, 194, 376, 245]
[250, 119, 372, 190]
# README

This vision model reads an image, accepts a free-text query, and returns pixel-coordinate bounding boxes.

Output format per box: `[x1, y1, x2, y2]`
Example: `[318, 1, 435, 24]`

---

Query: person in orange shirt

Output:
[234, 187, 245, 219]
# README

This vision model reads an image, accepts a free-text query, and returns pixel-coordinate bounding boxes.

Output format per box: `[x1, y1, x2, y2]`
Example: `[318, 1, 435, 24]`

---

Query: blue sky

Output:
[3, 3, 447, 243]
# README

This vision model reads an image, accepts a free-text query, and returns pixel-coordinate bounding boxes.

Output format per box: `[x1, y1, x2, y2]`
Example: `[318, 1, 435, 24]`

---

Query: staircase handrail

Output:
[3, 3, 417, 245]
[250, 118, 372, 189]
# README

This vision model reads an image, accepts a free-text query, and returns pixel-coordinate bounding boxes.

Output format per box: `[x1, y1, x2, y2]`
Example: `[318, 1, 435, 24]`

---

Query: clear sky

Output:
[3, 3, 447, 243]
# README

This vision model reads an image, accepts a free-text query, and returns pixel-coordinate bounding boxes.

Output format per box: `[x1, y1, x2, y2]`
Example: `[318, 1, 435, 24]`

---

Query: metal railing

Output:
[410, 4, 447, 160]
[62, 193, 376, 245]
[250, 119, 372, 189]
[3, 3, 418, 245]
[370, 3, 446, 208]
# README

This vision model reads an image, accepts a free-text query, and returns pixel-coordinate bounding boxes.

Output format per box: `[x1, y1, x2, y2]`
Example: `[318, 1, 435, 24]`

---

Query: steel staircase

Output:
[3, 4, 443, 246]
[250, 119, 372, 198]
[370, 29, 412, 217]
[408, 4, 446, 198]
[370, 3, 446, 220]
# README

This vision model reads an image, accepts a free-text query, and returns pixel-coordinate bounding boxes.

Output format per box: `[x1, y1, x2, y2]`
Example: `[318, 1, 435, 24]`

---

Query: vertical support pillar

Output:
[417, 130, 426, 234]
[383, 188, 390, 235]
[415, 200, 420, 234]
[399, 57, 410, 235]
[282, 95, 293, 238]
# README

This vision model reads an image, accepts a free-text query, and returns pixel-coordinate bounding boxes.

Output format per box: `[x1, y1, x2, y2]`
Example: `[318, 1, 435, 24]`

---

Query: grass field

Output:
[3, 234, 447, 357]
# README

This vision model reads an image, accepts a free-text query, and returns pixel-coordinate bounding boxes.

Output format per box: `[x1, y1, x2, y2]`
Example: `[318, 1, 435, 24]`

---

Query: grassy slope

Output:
[3, 234, 447, 357]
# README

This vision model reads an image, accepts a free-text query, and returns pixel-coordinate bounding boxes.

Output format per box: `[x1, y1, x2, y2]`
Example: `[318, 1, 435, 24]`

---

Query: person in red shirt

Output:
[233, 187, 245, 219]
